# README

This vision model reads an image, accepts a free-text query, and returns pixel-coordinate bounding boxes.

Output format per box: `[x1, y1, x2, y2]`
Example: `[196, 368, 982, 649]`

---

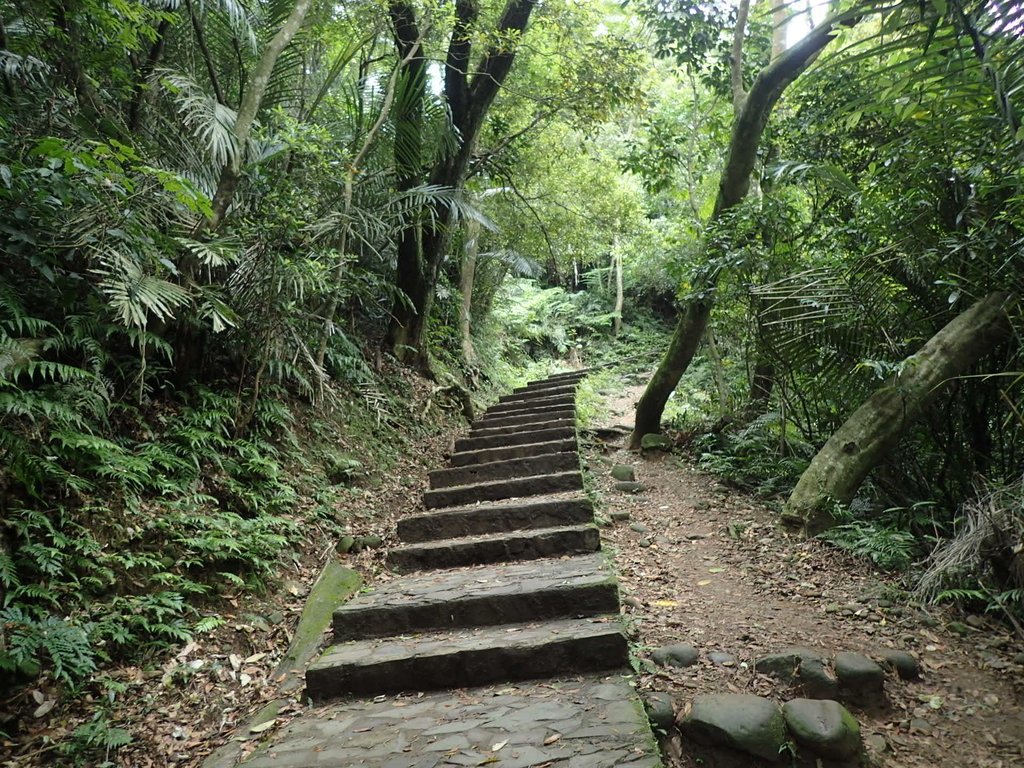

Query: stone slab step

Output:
[529, 371, 587, 385]
[450, 437, 577, 467]
[514, 379, 581, 395]
[397, 495, 594, 543]
[430, 452, 579, 489]
[387, 524, 601, 572]
[422, 470, 583, 509]
[455, 426, 575, 452]
[308, 618, 628, 700]
[485, 394, 576, 416]
[248, 675, 660, 768]
[332, 553, 618, 641]
[476, 408, 576, 430]
[469, 417, 575, 439]
[498, 384, 577, 404]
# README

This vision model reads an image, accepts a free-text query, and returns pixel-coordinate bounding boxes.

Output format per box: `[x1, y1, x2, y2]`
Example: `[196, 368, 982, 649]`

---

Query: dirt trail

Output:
[587, 379, 1024, 768]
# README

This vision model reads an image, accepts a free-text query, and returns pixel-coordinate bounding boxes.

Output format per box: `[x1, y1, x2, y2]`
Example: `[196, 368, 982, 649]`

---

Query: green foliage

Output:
[696, 412, 814, 497]
[819, 520, 920, 571]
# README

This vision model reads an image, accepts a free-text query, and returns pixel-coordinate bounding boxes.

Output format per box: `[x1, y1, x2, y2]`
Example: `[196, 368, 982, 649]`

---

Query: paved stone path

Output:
[242, 372, 661, 767]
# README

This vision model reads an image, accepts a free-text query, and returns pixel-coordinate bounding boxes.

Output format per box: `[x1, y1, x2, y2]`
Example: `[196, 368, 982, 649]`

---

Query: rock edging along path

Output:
[242, 372, 661, 768]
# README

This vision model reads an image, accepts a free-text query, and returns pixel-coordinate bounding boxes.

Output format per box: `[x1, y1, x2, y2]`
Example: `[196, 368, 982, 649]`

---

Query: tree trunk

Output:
[459, 217, 481, 367]
[386, 0, 538, 369]
[628, 16, 842, 449]
[207, 0, 312, 230]
[745, 358, 775, 417]
[612, 247, 624, 336]
[783, 291, 1012, 535]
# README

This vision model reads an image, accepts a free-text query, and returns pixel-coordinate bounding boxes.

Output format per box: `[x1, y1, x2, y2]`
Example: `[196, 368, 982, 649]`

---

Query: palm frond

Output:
[161, 71, 240, 167]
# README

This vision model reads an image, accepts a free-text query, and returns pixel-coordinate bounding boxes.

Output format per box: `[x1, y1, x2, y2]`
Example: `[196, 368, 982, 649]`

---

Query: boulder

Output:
[799, 657, 839, 699]
[877, 649, 921, 680]
[640, 433, 673, 451]
[643, 692, 676, 730]
[651, 643, 699, 669]
[782, 698, 861, 760]
[834, 652, 885, 705]
[681, 694, 787, 762]
[755, 647, 824, 684]
[614, 481, 645, 493]
[611, 464, 636, 482]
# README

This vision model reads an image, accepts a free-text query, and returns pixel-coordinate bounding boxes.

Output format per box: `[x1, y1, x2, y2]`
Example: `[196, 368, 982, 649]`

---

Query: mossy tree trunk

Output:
[783, 291, 1012, 535]
[628, 17, 842, 448]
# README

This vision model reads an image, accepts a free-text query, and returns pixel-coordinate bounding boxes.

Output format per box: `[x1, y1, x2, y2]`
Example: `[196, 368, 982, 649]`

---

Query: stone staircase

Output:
[242, 372, 660, 768]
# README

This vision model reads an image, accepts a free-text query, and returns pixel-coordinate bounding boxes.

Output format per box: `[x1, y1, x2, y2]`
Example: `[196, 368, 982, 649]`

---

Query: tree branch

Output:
[186, 0, 227, 106]
[446, 0, 477, 129]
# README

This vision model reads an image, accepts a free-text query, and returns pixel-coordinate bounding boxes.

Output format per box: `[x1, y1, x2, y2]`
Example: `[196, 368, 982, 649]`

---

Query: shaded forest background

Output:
[0, 0, 1022, 761]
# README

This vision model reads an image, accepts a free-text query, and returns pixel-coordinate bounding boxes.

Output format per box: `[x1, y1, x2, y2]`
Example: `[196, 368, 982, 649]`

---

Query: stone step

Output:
[455, 426, 575, 453]
[513, 379, 581, 395]
[498, 384, 577, 404]
[528, 371, 587, 385]
[332, 553, 618, 642]
[387, 524, 601, 572]
[422, 470, 583, 509]
[247, 676, 660, 768]
[485, 394, 576, 416]
[473, 409, 576, 430]
[308, 617, 627, 700]
[450, 437, 577, 467]
[469, 417, 575, 439]
[430, 452, 579, 489]
[397, 495, 595, 543]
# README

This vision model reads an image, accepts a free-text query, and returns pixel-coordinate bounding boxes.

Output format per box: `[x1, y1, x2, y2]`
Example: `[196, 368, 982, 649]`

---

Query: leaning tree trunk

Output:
[627, 17, 843, 448]
[783, 291, 1012, 535]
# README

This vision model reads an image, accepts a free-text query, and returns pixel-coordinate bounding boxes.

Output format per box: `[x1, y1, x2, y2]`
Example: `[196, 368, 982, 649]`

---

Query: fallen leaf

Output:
[244, 652, 267, 664]
[33, 700, 55, 718]
[697, 580, 712, 586]
[652, 600, 678, 607]
[544, 733, 562, 745]
[249, 719, 276, 734]
[708, 567, 725, 574]
[491, 740, 508, 751]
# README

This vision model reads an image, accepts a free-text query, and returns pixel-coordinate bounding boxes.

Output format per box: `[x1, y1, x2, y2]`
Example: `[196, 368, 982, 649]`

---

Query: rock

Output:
[614, 481, 645, 493]
[681, 694, 787, 762]
[266, 611, 285, 625]
[800, 657, 839, 699]
[359, 534, 383, 549]
[640, 433, 673, 451]
[782, 699, 861, 760]
[1013, 652, 1024, 665]
[965, 614, 986, 628]
[611, 464, 636, 482]
[755, 647, 824, 684]
[629, 522, 650, 534]
[877, 649, 921, 680]
[834, 652, 885, 704]
[336, 535, 357, 554]
[864, 733, 888, 753]
[639, 538, 653, 548]
[947, 620, 971, 635]
[651, 643, 699, 669]
[708, 651, 736, 667]
[623, 596, 643, 610]
[909, 718, 932, 734]
[609, 510, 631, 522]
[643, 692, 675, 730]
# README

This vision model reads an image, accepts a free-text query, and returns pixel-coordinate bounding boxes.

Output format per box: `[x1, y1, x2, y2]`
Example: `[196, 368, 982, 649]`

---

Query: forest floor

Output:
[0, 376, 467, 768]
[587, 377, 1024, 768]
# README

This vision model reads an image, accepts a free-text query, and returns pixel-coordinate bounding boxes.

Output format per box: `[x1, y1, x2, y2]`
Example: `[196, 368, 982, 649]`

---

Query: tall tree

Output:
[628, 8, 849, 447]
[385, 0, 539, 370]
